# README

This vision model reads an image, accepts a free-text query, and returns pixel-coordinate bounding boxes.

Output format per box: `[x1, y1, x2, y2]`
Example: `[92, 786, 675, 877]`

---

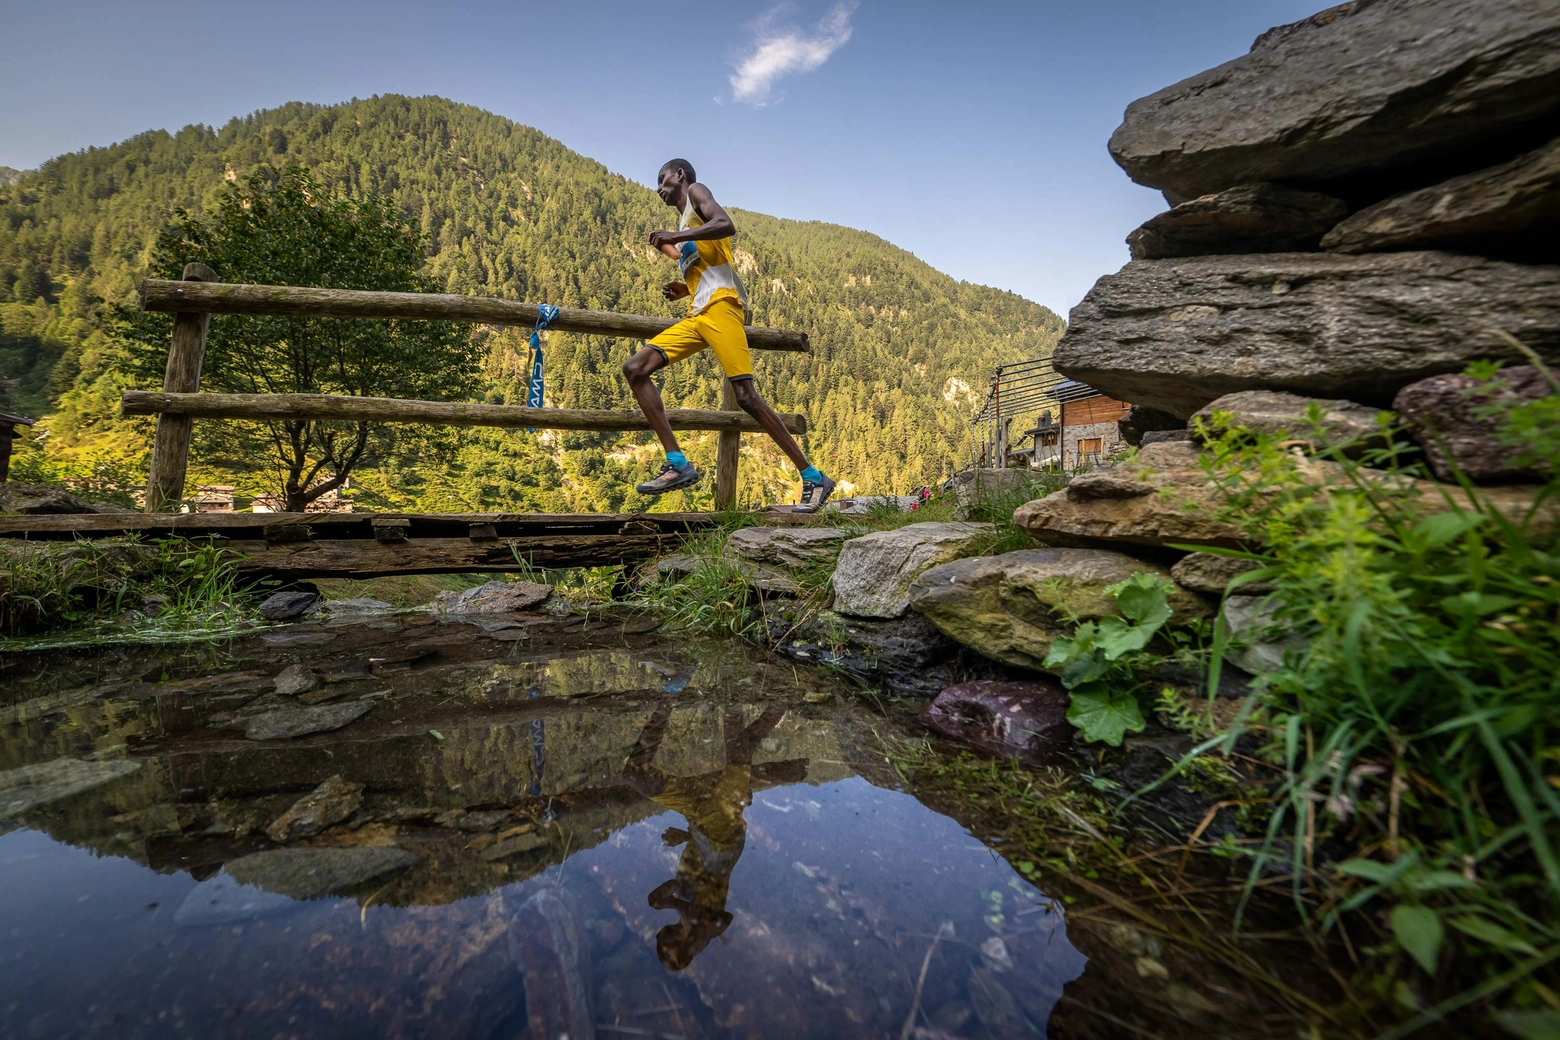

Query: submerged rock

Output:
[258, 590, 319, 621]
[243, 701, 374, 741]
[920, 680, 1072, 763]
[508, 887, 595, 1040]
[773, 610, 1001, 698]
[1107, 0, 1560, 201]
[909, 547, 1210, 670]
[434, 580, 550, 615]
[1054, 252, 1560, 418]
[1127, 182, 1347, 259]
[832, 522, 993, 618]
[265, 775, 365, 843]
[184, 847, 418, 913]
[727, 526, 846, 568]
[320, 597, 398, 616]
[0, 757, 141, 818]
[272, 662, 319, 696]
[1393, 365, 1553, 483]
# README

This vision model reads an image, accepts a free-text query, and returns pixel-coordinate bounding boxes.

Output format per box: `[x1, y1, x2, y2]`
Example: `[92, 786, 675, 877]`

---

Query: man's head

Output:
[657, 159, 696, 207]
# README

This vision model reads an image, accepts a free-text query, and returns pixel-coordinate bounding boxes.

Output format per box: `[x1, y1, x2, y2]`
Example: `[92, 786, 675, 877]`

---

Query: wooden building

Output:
[1053, 381, 1131, 470]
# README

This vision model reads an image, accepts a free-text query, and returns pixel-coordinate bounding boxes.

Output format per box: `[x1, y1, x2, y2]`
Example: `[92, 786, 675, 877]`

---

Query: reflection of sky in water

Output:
[0, 777, 1085, 1038]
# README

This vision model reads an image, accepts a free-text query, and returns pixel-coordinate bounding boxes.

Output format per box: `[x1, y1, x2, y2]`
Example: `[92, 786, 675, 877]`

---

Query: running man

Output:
[623, 158, 836, 512]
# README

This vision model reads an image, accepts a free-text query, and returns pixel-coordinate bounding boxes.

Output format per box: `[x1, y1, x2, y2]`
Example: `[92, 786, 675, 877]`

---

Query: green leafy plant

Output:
[1044, 572, 1179, 746]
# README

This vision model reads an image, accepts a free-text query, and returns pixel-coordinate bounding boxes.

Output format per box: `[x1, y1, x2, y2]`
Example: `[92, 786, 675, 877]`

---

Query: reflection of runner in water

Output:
[622, 702, 806, 970]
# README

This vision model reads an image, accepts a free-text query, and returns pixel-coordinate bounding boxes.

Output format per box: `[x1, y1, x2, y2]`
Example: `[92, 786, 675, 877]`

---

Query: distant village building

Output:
[251, 480, 354, 513]
[184, 485, 236, 513]
[1052, 381, 1131, 470]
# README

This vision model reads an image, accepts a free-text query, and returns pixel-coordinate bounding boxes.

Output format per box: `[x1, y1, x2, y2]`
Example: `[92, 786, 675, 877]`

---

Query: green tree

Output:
[121, 166, 479, 510]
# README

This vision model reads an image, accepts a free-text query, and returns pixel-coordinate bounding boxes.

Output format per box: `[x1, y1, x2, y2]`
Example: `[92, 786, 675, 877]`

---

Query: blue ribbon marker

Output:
[526, 304, 560, 433]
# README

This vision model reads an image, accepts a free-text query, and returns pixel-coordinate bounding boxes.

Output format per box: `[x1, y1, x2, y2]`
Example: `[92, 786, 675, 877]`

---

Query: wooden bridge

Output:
[0, 265, 817, 578]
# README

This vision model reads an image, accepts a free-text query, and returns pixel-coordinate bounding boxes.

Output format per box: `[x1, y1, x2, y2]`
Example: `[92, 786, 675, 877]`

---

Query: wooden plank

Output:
[714, 380, 741, 511]
[0, 509, 823, 538]
[224, 534, 675, 579]
[144, 263, 217, 512]
[140, 279, 811, 353]
[120, 391, 807, 436]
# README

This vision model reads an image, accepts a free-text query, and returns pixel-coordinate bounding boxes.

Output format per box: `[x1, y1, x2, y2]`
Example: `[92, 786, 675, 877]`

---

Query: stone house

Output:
[1052, 381, 1131, 470]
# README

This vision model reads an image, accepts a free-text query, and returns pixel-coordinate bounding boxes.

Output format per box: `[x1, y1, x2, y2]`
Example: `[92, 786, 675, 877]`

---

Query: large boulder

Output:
[1108, 0, 1560, 203]
[1127, 183, 1347, 259]
[1392, 365, 1553, 483]
[727, 526, 846, 569]
[1322, 135, 1560, 258]
[831, 522, 993, 618]
[908, 547, 1211, 671]
[1190, 390, 1390, 456]
[772, 609, 1001, 698]
[1014, 440, 1558, 551]
[1054, 252, 1560, 418]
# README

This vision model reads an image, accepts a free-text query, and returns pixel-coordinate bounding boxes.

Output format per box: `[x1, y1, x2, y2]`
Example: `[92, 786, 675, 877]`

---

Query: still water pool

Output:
[1, 612, 1086, 1038]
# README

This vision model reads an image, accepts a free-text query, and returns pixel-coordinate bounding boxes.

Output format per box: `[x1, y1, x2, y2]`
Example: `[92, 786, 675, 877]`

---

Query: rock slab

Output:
[272, 662, 319, 696]
[1392, 365, 1553, 483]
[1323, 135, 1560, 257]
[244, 700, 374, 741]
[1108, 0, 1560, 201]
[1128, 183, 1347, 259]
[908, 547, 1210, 671]
[265, 775, 365, 843]
[259, 590, 319, 621]
[434, 580, 551, 615]
[919, 680, 1073, 764]
[1054, 251, 1560, 418]
[727, 526, 846, 569]
[1191, 390, 1389, 455]
[832, 522, 993, 618]
[1016, 440, 1557, 551]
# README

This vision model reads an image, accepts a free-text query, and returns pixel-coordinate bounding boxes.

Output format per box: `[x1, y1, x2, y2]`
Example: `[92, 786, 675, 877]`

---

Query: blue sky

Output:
[3, 0, 1323, 316]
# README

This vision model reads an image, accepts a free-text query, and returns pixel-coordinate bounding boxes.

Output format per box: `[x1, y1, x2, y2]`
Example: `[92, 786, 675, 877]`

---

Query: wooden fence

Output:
[130, 264, 811, 513]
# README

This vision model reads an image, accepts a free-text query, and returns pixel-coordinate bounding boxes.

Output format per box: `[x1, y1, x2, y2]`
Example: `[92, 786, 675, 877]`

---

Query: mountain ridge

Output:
[0, 94, 1062, 508]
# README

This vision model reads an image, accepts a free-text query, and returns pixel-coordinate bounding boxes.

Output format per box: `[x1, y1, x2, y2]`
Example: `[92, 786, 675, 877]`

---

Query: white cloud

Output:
[729, 2, 857, 106]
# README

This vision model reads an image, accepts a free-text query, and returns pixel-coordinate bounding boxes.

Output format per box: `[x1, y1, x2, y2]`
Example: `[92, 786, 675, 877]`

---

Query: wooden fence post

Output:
[714, 380, 741, 511]
[143, 263, 218, 513]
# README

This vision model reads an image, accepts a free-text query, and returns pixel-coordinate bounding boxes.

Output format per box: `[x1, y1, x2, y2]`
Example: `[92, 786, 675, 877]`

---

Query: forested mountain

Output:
[0, 96, 1062, 511]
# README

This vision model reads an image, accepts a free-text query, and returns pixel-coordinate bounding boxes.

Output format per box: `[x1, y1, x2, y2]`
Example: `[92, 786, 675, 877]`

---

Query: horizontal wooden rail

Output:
[139, 279, 811, 353]
[120, 391, 807, 435]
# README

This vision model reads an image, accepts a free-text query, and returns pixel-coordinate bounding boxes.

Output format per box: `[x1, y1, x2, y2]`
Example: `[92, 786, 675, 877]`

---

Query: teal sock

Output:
[800, 465, 823, 482]
[666, 451, 688, 467]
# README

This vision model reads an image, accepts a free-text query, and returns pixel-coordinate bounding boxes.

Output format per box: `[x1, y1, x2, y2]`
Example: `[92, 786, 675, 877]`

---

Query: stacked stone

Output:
[1055, 0, 1559, 485]
[874, 1, 1560, 683]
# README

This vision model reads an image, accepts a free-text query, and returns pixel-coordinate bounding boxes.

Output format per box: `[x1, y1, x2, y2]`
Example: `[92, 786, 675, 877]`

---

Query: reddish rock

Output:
[920, 680, 1073, 763]
[1393, 365, 1553, 483]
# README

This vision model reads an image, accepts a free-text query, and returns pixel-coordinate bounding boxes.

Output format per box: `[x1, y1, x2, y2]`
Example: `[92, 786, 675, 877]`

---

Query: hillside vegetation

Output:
[0, 95, 1062, 510]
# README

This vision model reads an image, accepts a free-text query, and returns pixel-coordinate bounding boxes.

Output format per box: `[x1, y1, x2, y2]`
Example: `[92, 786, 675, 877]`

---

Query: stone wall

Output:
[1061, 420, 1120, 470]
[1055, 0, 1559, 461]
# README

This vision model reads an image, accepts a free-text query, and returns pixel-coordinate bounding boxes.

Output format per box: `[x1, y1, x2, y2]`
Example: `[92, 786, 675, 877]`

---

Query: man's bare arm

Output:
[649, 183, 737, 250]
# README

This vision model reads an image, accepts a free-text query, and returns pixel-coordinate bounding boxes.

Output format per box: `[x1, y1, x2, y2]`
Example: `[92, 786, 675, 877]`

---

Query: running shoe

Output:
[637, 461, 702, 496]
[795, 472, 837, 513]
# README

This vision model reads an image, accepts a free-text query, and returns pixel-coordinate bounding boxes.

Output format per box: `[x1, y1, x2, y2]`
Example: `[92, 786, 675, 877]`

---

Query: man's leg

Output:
[705, 300, 837, 511]
[729, 377, 837, 511]
[623, 330, 705, 495]
[622, 345, 680, 454]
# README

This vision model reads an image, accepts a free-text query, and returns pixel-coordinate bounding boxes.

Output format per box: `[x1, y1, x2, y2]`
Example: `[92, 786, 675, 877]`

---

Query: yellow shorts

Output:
[646, 297, 753, 379]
